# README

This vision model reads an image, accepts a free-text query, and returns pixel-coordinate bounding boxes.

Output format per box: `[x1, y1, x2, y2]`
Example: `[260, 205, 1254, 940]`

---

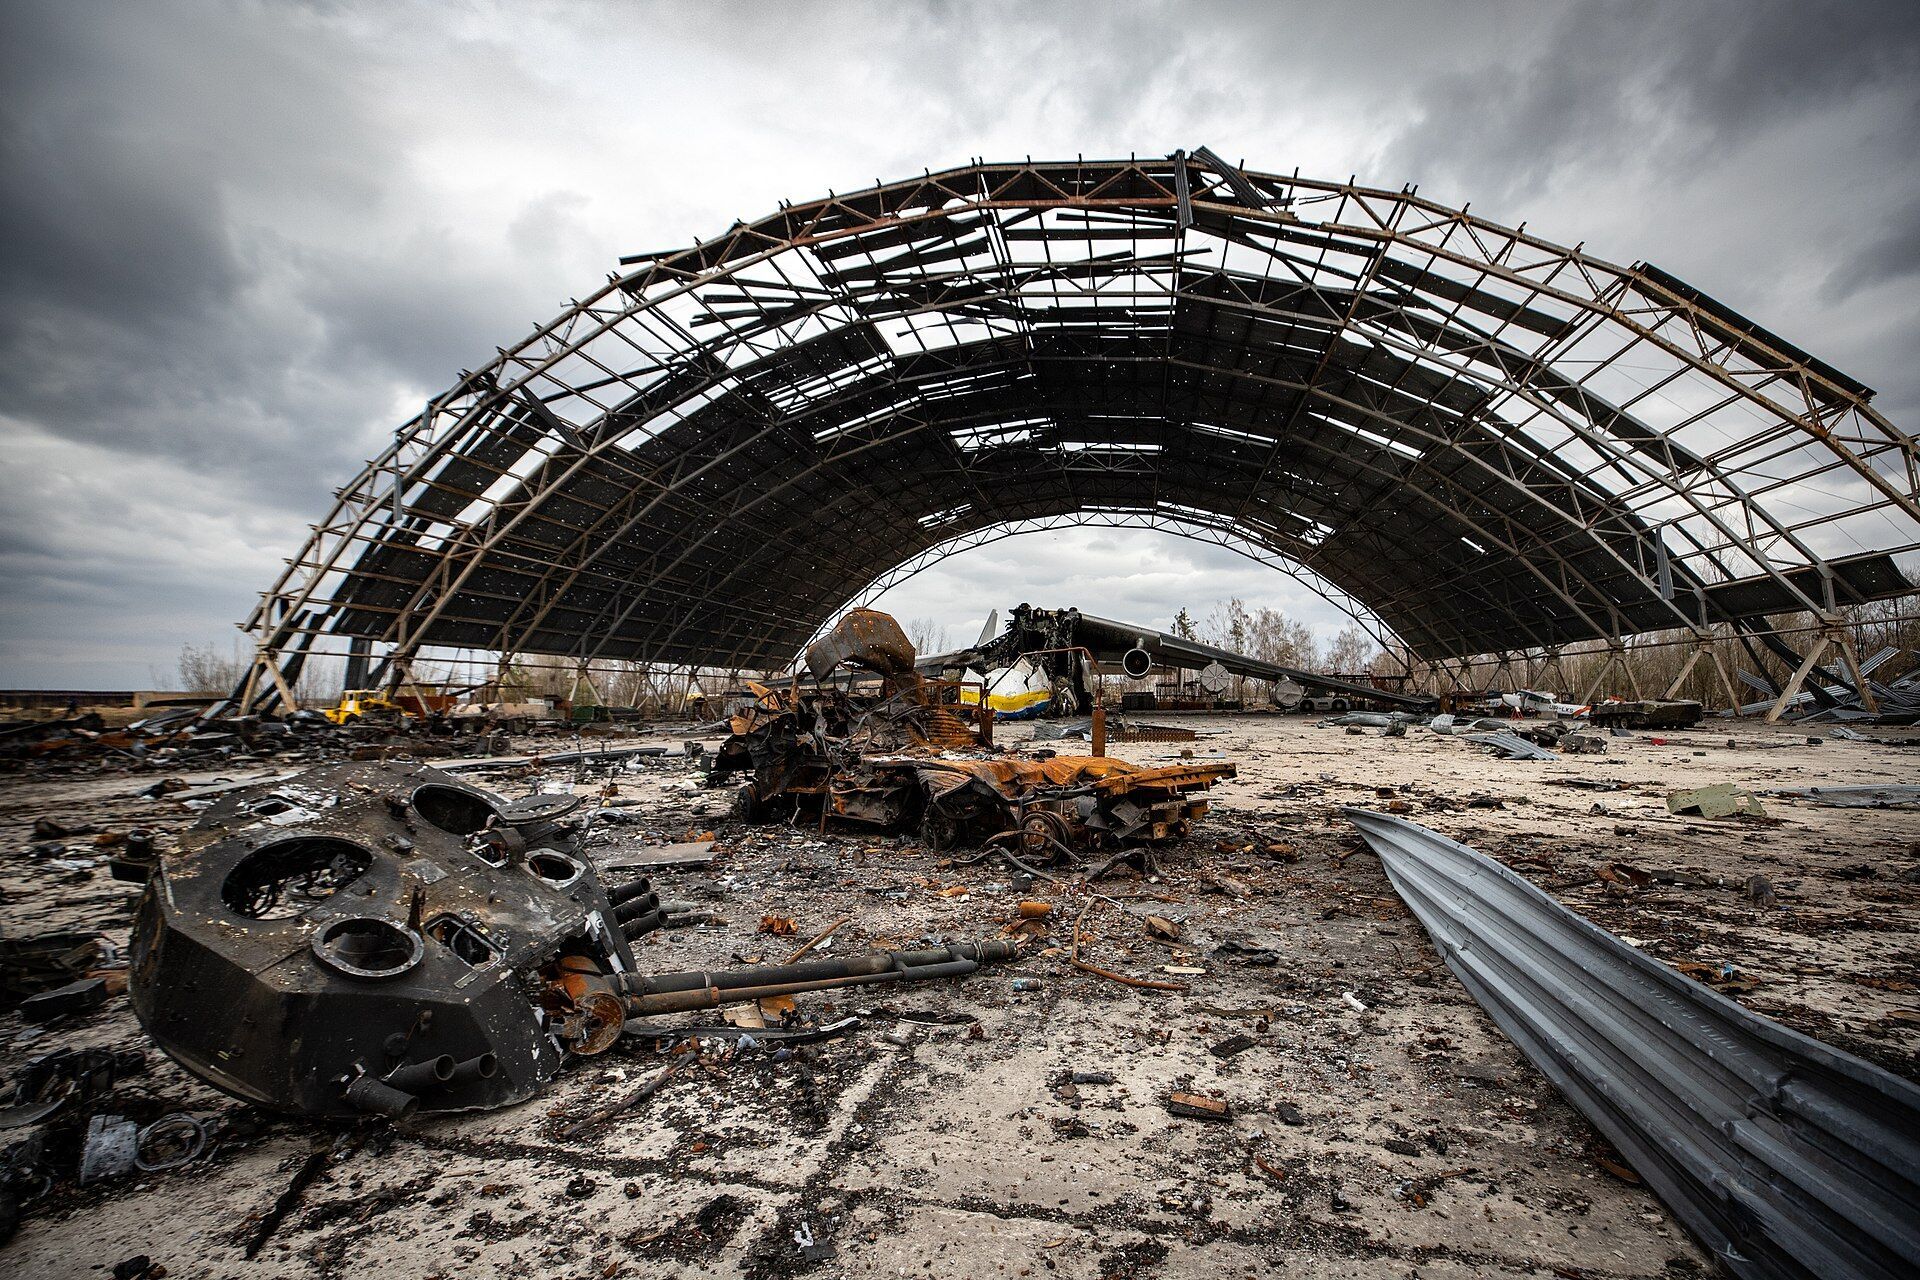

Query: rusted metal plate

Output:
[805, 608, 916, 679]
[1111, 724, 1198, 743]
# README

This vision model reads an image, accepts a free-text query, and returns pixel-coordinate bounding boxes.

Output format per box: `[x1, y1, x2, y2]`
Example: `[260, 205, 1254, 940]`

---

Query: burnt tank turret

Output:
[129, 761, 655, 1120]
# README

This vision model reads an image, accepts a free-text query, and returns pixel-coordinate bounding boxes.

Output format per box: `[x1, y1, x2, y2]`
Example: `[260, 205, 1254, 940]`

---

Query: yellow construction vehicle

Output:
[321, 689, 406, 724]
[322, 681, 462, 724]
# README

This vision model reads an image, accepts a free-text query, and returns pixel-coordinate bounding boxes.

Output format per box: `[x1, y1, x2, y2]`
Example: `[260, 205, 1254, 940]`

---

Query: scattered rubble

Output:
[1765, 785, 1920, 809]
[0, 694, 636, 780]
[1735, 647, 1920, 726]
[1466, 730, 1559, 762]
[1, 648, 1916, 1277]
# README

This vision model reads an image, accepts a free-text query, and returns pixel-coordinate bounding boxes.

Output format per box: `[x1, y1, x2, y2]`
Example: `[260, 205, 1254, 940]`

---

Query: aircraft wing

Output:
[1074, 613, 1433, 709]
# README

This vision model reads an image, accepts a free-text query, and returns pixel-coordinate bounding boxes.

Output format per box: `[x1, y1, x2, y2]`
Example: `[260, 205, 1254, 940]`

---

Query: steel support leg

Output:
[1765, 634, 1830, 724]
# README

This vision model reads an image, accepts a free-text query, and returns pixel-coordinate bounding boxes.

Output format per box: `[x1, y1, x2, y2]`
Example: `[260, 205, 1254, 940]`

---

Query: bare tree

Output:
[904, 616, 948, 655]
[175, 641, 249, 694]
[1245, 607, 1316, 668]
[1199, 598, 1251, 654]
[1194, 598, 1328, 699]
[1321, 626, 1377, 674]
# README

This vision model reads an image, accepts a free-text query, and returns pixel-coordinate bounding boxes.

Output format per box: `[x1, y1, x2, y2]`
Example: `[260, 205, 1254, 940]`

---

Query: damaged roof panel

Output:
[1347, 807, 1920, 1280]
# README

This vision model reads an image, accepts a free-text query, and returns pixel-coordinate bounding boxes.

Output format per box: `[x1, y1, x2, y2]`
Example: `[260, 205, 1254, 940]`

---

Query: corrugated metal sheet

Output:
[1345, 807, 1920, 1280]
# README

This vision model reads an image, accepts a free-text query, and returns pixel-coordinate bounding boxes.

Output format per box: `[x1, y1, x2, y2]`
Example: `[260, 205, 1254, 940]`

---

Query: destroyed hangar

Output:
[3, 152, 1918, 1280]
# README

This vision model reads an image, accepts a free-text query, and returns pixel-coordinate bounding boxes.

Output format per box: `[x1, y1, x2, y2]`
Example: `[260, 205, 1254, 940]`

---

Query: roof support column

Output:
[1529, 647, 1569, 698]
[1665, 630, 1744, 712]
[1830, 627, 1881, 716]
[1580, 639, 1643, 705]
[241, 644, 300, 716]
[1763, 631, 1832, 724]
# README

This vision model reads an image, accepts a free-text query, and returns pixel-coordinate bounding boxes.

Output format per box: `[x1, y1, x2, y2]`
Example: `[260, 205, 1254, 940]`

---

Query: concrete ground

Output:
[2, 713, 1916, 1279]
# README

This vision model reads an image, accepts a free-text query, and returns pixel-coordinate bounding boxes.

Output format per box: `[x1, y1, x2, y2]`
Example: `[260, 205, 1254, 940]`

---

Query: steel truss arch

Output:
[239, 151, 1918, 706]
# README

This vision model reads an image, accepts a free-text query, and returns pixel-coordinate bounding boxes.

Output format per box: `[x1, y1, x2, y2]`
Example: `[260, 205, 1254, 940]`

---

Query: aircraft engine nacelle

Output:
[1121, 644, 1154, 679]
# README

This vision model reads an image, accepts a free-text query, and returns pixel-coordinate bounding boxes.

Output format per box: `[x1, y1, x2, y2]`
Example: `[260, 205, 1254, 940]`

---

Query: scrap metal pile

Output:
[0, 706, 514, 776]
[1736, 647, 1920, 725]
[93, 612, 1236, 1130]
[708, 609, 1235, 857]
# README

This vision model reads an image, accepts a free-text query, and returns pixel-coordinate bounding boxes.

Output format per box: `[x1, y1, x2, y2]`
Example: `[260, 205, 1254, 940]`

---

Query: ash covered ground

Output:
[2, 714, 1916, 1279]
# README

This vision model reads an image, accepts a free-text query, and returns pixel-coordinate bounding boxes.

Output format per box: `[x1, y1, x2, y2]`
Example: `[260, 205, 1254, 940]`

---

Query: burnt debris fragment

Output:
[708, 608, 1235, 852]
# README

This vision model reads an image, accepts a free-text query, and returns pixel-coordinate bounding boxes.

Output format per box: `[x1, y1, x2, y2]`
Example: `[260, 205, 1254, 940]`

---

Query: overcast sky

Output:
[2, 1, 1915, 687]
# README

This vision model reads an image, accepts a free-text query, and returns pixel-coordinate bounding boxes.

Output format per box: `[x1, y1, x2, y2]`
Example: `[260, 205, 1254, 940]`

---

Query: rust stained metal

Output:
[910, 755, 1233, 796]
[1110, 723, 1199, 743]
[235, 156, 1919, 718]
[805, 608, 916, 681]
[712, 611, 1235, 850]
[885, 754, 1234, 851]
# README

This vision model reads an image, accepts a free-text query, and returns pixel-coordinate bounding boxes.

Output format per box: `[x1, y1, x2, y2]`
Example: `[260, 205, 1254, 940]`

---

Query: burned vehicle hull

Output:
[711, 608, 1234, 849]
[130, 762, 649, 1120]
[714, 727, 1234, 852]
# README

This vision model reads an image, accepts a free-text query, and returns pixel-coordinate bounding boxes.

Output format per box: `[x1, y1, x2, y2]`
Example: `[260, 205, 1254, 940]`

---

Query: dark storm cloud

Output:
[1378, 2, 1920, 206]
[0, 1, 582, 502]
[0, 0, 1913, 685]
[1361, 0, 1920, 419]
[1827, 203, 1920, 299]
[1, 3, 382, 499]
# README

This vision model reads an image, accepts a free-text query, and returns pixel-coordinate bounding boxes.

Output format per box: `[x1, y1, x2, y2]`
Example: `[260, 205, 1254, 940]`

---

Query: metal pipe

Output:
[620, 942, 1013, 996]
[614, 941, 1017, 1018]
[344, 1074, 418, 1118]
[446, 1053, 498, 1087]
[623, 959, 983, 1017]
[383, 1055, 455, 1094]
[607, 878, 656, 907]
[614, 892, 660, 924]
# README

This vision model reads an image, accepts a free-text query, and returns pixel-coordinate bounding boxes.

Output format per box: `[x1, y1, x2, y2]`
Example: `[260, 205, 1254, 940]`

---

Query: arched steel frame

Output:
[238, 151, 1918, 708]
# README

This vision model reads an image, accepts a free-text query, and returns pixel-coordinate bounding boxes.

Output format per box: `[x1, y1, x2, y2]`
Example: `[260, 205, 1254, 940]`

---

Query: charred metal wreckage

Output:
[123, 610, 1230, 1122]
[708, 609, 1235, 854]
[129, 758, 1015, 1121]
